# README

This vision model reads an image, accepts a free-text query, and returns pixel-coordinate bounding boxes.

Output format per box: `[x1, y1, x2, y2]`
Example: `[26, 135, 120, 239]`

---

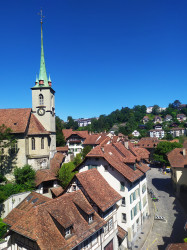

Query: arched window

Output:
[32, 138, 35, 150]
[39, 94, 44, 105]
[41, 137, 44, 149]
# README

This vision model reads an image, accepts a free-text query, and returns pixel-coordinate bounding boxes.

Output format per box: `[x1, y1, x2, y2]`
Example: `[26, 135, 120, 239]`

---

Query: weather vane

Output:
[38, 9, 45, 23]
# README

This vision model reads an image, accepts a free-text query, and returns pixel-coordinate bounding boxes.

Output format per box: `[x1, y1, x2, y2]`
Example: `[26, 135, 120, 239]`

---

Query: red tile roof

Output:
[86, 143, 145, 183]
[28, 113, 49, 135]
[83, 134, 108, 145]
[3, 191, 51, 226]
[136, 137, 159, 148]
[0, 108, 31, 133]
[56, 146, 68, 152]
[8, 190, 106, 250]
[35, 169, 57, 187]
[62, 129, 88, 140]
[75, 169, 122, 212]
[166, 243, 187, 250]
[51, 186, 64, 197]
[50, 152, 65, 175]
[117, 225, 128, 240]
[167, 148, 187, 168]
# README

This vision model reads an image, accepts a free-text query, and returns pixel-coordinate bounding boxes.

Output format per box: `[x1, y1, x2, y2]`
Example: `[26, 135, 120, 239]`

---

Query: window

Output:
[121, 197, 126, 206]
[72, 185, 76, 191]
[88, 165, 97, 170]
[88, 214, 93, 224]
[122, 213, 126, 223]
[120, 181, 125, 191]
[65, 227, 71, 238]
[39, 94, 44, 105]
[108, 218, 113, 231]
[32, 138, 35, 150]
[41, 137, 44, 149]
[92, 232, 98, 245]
[131, 209, 134, 220]
[142, 184, 146, 194]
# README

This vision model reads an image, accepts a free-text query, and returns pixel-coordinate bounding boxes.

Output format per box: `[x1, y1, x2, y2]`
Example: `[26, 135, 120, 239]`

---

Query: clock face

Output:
[37, 108, 45, 116]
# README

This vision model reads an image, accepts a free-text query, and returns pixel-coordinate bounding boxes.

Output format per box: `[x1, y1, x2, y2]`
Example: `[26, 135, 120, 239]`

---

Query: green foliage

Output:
[82, 145, 92, 159]
[65, 116, 78, 130]
[73, 153, 82, 167]
[152, 105, 160, 115]
[14, 165, 35, 190]
[153, 141, 183, 165]
[0, 124, 18, 175]
[0, 174, 6, 184]
[0, 183, 26, 203]
[0, 218, 7, 239]
[184, 238, 187, 243]
[58, 162, 77, 189]
[56, 116, 66, 147]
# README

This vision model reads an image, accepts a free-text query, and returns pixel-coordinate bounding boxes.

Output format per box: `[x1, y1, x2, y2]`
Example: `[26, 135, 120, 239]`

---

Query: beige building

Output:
[167, 148, 187, 196]
[0, 21, 56, 177]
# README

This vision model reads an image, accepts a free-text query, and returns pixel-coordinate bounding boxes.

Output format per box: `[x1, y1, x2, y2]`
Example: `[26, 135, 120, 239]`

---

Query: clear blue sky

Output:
[0, 0, 187, 121]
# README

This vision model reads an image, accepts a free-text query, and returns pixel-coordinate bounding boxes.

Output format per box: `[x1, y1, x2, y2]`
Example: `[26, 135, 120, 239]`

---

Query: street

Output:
[142, 167, 187, 250]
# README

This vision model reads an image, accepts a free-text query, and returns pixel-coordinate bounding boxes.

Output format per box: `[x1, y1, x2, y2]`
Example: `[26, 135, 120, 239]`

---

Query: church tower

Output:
[31, 16, 56, 159]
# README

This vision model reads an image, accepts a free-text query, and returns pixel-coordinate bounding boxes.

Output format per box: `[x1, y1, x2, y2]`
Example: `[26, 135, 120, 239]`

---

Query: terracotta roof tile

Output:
[51, 186, 64, 197]
[28, 113, 49, 135]
[35, 169, 57, 187]
[166, 243, 187, 250]
[3, 191, 51, 226]
[117, 225, 128, 240]
[8, 190, 106, 250]
[50, 152, 65, 175]
[62, 129, 88, 140]
[0, 108, 31, 133]
[56, 146, 68, 152]
[136, 137, 159, 148]
[167, 148, 187, 168]
[83, 134, 108, 145]
[76, 169, 122, 212]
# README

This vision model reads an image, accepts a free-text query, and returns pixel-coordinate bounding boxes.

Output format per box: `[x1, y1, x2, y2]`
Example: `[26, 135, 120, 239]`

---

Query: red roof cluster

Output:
[5, 190, 106, 250]
[135, 137, 159, 148]
[167, 148, 187, 168]
[74, 168, 122, 212]
[85, 141, 150, 183]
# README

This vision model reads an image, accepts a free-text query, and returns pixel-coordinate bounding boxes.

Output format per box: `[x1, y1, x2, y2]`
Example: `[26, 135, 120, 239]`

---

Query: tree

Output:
[58, 162, 77, 188]
[152, 105, 160, 115]
[0, 124, 18, 175]
[56, 116, 66, 147]
[73, 153, 82, 167]
[171, 100, 181, 109]
[0, 218, 7, 239]
[65, 116, 78, 130]
[14, 165, 35, 190]
[153, 141, 183, 165]
[82, 145, 92, 159]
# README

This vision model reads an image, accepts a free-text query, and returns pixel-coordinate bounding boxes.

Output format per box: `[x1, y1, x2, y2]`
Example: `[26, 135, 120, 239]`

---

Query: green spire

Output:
[38, 21, 48, 86]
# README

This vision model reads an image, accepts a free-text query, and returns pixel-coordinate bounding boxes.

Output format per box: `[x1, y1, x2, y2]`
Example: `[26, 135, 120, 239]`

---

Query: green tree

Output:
[153, 141, 183, 165]
[0, 124, 18, 175]
[73, 153, 82, 167]
[82, 145, 92, 159]
[65, 116, 78, 130]
[58, 162, 77, 188]
[14, 165, 35, 190]
[152, 105, 160, 115]
[56, 116, 66, 147]
[0, 218, 7, 239]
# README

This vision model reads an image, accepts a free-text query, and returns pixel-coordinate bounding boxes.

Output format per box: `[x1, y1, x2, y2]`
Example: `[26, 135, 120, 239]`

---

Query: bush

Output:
[0, 218, 7, 239]
[58, 162, 77, 189]
[14, 165, 35, 189]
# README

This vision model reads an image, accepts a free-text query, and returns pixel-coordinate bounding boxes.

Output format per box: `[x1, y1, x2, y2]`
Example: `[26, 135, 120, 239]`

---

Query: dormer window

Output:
[39, 94, 44, 105]
[88, 213, 93, 224]
[65, 227, 72, 238]
[72, 185, 76, 192]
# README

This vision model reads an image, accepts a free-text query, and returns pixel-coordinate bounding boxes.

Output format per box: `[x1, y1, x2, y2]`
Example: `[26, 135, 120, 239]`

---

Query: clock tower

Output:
[31, 17, 56, 159]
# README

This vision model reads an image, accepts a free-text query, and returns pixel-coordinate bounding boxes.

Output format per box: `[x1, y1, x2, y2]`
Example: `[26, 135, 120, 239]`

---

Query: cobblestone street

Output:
[132, 167, 187, 250]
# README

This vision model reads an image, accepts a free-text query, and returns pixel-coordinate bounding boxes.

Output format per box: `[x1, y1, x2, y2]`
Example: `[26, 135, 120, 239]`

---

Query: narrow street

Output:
[142, 167, 187, 250]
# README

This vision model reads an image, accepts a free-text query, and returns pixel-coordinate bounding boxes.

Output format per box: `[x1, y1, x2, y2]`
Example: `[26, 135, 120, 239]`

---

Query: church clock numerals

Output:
[37, 108, 45, 116]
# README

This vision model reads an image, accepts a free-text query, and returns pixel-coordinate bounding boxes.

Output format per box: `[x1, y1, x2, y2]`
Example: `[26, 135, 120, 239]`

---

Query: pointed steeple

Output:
[34, 11, 51, 88]
[38, 20, 48, 86]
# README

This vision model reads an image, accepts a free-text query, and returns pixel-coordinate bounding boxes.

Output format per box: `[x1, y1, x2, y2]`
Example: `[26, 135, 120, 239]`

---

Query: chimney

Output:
[183, 148, 186, 156]
[124, 141, 129, 149]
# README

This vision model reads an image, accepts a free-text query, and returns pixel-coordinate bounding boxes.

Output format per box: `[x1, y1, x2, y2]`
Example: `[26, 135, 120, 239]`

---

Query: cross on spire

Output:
[39, 9, 45, 23]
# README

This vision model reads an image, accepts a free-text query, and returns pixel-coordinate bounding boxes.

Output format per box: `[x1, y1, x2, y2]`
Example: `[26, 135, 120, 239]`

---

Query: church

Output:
[0, 19, 56, 175]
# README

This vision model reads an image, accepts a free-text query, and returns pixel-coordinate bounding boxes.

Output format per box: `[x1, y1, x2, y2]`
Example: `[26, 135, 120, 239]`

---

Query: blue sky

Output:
[0, 0, 187, 121]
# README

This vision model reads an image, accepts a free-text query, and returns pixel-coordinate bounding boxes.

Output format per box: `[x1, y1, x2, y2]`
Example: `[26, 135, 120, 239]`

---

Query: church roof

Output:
[0, 108, 31, 133]
[28, 113, 49, 135]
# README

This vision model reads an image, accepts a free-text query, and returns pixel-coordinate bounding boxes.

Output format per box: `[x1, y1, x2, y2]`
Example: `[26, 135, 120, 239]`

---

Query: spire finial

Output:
[39, 9, 45, 24]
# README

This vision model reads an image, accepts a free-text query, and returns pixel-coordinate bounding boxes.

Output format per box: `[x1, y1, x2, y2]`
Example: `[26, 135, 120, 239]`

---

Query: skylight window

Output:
[32, 198, 38, 204]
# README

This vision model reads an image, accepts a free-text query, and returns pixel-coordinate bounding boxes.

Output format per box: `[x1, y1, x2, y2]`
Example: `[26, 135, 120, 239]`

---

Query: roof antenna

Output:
[38, 9, 45, 23]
